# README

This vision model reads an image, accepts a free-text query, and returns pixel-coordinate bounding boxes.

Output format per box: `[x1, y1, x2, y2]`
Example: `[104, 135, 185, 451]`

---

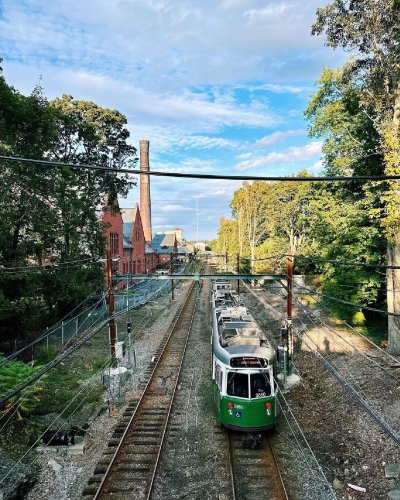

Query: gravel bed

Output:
[152, 277, 232, 500]
[242, 285, 400, 500]
[5, 279, 400, 499]
[22, 281, 192, 500]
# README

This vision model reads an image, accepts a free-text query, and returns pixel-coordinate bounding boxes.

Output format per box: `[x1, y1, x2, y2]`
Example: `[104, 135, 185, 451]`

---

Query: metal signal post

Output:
[236, 253, 240, 295]
[286, 254, 294, 374]
[170, 252, 175, 301]
[106, 249, 117, 360]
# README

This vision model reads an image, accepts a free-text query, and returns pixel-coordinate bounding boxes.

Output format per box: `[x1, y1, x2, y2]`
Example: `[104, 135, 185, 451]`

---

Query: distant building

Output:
[152, 233, 178, 265]
[100, 140, 187, 278]
[100, 199, 124, 275]
[194, 242, 206, 252]
[121, 205, 157, 274]
[163, 228, 183, 244]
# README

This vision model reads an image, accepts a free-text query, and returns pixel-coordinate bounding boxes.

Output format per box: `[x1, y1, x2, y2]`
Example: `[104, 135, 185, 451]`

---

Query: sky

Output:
[0, 0, 344, 240]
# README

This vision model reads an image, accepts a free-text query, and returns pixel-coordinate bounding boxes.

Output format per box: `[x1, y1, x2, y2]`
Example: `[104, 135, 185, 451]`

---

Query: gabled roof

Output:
[121, 207, 136, 224]
[123, 235, 133, 249]
[152, 233, 176, 254]
[145, 243, 155, 254]
[123, 223, 132, 241]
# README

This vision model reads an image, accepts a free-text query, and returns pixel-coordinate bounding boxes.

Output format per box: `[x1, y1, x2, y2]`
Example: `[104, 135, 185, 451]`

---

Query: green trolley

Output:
[211, 281, 277, 432]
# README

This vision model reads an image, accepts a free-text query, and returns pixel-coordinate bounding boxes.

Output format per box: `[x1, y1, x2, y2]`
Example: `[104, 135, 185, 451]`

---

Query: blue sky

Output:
[1, 0, 344, 240]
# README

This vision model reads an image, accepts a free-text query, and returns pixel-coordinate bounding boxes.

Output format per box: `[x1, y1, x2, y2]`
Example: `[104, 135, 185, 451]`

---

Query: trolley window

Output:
[250, 372, 271, 399]
[227, 372, 249, 399]
[215, 363, 223, 391]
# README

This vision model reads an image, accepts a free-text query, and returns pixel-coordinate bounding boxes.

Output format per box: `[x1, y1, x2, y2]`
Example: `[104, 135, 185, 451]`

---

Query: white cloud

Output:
[235, 141, 322, 171]
[254, 129, 306, 148]
[158, 204, 194, 212]
[309, 159, 324, 172]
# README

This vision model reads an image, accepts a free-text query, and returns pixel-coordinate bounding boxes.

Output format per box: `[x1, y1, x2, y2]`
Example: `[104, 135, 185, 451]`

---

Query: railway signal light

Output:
[126, 321, 131, 334]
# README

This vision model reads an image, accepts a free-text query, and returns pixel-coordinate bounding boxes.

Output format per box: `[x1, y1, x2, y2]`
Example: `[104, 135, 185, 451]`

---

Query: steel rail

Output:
[266, 435, 290, 500]
[92, 282, 196, 499]
[146, 286, 197, 499]
[227, 432, 289, 500]
[225, 431, 237, 500]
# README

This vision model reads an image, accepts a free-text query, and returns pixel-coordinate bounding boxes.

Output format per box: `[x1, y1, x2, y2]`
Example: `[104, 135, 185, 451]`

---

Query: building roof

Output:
[123, 223, 132, 241]
[123, 235, 133, 249]
[121, 207, 136, 224]
[152, 233, 176, 254]
[145, 243, 155, 254]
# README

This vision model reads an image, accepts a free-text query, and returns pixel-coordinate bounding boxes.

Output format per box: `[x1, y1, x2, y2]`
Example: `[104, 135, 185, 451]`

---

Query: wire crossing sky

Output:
[0, 0, 346, 239]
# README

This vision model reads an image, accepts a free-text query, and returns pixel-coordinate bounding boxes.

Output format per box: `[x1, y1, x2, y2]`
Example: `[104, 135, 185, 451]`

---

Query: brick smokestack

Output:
[139, 140, 152, 244]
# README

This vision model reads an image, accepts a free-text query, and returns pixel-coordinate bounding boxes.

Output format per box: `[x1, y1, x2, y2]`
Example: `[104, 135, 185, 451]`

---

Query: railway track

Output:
[82, 282, 196, 499]
[227, 430, 289, 500]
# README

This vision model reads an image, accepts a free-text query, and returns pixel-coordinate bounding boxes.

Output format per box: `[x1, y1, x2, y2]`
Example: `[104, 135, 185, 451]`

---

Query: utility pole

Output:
[106, 248, 117, 361]
[236, 253, 240, 296]
[286, 254, 294, 375]
[170, 252, 175, 301]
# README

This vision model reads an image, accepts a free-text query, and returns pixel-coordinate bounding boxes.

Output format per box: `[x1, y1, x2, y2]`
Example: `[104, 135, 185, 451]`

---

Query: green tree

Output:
[311, 1, 400, 350]
[0, 70, 136, 338]
[231, 181, 270, 272]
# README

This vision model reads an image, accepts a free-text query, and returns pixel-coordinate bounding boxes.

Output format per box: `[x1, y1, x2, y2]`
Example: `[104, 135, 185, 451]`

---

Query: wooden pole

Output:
[236, 253, 240, 295]
[107, 248, 116, 360]
[287, 254, 294, 373]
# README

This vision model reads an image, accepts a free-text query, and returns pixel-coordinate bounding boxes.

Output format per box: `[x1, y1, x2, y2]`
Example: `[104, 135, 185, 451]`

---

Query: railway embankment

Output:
[242, 284, 400, 500]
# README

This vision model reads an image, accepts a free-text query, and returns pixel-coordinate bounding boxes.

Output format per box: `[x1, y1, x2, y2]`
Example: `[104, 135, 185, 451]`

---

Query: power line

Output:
[293, 283, 399, 317]
[294, 254, 398, 270]
[293, 295, 400, 383]
[0, 259, 101, 275]
[275, 379, 337, 499]
[0, 274, 175, 407]
[0, 257, 97, 271]
[0, 356, 112, 492]
[2, 154, 400, 182]
[0, 286, 106, 367]
[264, 286, 400, 447]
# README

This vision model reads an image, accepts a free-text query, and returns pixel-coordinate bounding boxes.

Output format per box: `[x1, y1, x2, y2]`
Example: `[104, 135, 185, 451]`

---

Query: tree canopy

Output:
[0, 64, 136, 339]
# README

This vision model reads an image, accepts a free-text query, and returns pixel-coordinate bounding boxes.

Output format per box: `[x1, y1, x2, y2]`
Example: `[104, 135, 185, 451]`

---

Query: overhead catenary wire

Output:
[0, 286, 106, 367]
[253, 285, 400, 447]
[0, 273, 175, 407]
[2, 153, 400, 182]
[294, 254, 400, 270]
[0, 257, 98, 272]
[282, 291, 400, 446]
[280, 276, 400, 381]
[0, 280, 168, 432]
[274, 379, 337, 499]
[293, 282, 400, 317]
[306, 295, 400, 366]
[0, 294, 110, 429]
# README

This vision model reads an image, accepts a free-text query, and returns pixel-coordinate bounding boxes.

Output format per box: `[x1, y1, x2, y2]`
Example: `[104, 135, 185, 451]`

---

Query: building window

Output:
[109, 233, 119, 256]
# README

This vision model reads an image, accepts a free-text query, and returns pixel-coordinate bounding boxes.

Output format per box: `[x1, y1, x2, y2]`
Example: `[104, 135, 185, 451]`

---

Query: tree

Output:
[0, 71, 137, 338]
[312, 1, 400, 351]
[214, 217, 239, 268]
[231, 181, 270, 272]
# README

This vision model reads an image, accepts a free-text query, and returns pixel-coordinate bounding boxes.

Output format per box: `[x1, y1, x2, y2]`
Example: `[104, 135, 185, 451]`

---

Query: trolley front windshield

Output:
[227, 371, 272, 399]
